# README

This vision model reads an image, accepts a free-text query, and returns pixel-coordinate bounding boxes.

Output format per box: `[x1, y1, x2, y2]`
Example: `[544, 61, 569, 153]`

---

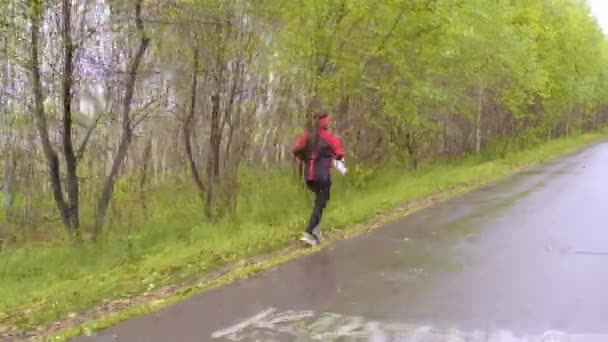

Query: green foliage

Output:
[1, 129, 606, 334]
[275, 0, 608, 152]
[2, 0, 608, 335]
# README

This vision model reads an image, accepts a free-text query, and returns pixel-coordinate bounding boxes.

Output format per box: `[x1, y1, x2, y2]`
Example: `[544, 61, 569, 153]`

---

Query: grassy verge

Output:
[1, 130, 606, 340]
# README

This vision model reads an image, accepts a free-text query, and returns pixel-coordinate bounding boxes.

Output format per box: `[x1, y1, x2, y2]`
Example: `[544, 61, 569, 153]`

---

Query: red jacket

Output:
[293, 127, 345, 182]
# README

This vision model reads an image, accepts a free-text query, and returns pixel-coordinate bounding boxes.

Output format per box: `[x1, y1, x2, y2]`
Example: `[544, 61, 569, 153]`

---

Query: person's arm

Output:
[328, 133, 345, 160]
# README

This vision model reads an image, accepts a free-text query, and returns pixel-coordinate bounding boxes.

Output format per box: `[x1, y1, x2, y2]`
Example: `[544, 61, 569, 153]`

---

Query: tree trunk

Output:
[475, 82, 484, 154]
[206, 92, 221, 217]
[593, 109, 598, 129]
[1, 153, 17, 249]
[222, 62, 242, 168]
[29, 0, 74, 241]
[93, 0, 150, 238]
[206, 21, 225, 218]
[183, 45, 206, 197]
[443, 121, 448, 154]
[566, 103, 573, 136]
[405, 130, 417, 169]
[62, 0, 80, 237]
[139, 138, 152, 217]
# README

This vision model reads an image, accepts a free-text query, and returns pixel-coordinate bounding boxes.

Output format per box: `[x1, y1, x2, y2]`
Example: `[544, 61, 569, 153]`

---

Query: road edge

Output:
[41, 135, 607, 342]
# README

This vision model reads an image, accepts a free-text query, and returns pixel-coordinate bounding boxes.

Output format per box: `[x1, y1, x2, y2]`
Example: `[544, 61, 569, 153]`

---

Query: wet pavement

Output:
[74, 143, 608, 341]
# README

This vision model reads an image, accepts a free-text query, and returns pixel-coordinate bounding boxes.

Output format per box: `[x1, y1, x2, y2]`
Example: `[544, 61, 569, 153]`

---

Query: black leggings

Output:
[306, 180, 331, 235]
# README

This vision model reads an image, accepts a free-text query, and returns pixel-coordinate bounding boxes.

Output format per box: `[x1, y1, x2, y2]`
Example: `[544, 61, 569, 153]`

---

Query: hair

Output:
[305, 112, 321, 150]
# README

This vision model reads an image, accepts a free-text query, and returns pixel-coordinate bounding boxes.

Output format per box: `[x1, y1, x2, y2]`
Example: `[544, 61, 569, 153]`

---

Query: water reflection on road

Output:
[211, 307, 607, 341]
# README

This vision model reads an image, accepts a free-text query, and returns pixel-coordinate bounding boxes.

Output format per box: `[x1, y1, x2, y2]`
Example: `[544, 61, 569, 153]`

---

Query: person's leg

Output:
[317, 179, 331, 233]
[306, 180, 330, 238]
[300, 181, 321, 245]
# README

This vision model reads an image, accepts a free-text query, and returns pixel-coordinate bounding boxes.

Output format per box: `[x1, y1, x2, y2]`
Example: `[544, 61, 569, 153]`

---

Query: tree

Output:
[93, 0, 151, 237]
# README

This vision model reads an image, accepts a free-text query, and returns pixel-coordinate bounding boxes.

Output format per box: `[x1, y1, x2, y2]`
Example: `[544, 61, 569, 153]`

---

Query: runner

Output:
[293, 111, 345, 246]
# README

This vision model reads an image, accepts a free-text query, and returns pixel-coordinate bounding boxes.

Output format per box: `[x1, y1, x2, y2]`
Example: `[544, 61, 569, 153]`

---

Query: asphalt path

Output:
[74, 142, 608, 341]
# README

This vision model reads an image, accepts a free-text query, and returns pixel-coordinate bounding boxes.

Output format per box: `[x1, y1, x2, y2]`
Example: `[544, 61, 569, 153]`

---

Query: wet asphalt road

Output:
[75, 143, 608, 341]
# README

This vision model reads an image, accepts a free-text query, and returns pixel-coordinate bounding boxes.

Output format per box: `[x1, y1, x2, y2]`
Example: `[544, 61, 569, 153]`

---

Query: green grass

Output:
[0, 129, 606, 337]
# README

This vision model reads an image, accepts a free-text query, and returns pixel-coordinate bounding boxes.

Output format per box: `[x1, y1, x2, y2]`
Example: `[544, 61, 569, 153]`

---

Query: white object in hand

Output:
[333, 158, 347, 175]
